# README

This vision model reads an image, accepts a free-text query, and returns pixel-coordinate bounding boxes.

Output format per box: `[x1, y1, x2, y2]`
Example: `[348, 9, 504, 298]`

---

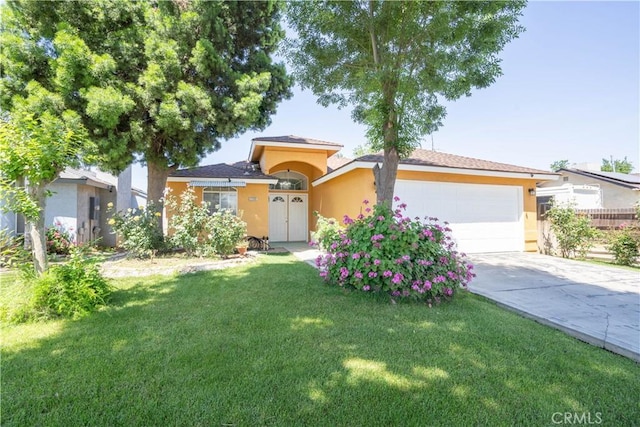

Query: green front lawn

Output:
[2, 254, 638, 426]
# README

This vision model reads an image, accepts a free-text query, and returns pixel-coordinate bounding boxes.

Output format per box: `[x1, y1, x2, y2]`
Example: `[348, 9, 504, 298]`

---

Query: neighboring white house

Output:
[1, 166, 146, 247]
[536, 183, 603, 209]
[537, 165, 640, 209]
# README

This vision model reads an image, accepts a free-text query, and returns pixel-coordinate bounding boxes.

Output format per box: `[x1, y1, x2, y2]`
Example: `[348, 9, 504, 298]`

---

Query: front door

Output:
[269, 194, 308, 242]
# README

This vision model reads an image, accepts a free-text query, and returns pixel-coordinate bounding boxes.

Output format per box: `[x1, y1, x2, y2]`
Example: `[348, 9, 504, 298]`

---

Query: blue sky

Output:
[132, 1, 640, 190]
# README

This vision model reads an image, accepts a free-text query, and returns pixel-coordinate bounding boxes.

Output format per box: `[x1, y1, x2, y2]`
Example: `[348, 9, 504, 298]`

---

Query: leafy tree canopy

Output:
[1, 0, 293, 207]
[285, 0, 526, 203]
[601, 157, 634, 174]
[550, 159, 570, 172]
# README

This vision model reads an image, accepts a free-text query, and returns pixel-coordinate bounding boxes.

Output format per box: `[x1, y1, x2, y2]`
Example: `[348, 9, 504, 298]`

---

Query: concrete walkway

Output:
[281, 243, 639, 362]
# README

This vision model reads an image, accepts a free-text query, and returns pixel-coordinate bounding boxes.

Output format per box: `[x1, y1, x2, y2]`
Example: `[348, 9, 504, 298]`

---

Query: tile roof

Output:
[252, 135, 343, 147]
[170, 162, 275, 179]
[357, 149, 553, 175]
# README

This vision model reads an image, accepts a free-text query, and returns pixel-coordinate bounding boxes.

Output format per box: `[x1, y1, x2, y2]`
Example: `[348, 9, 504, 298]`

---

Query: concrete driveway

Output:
[468, 253, 640, 362]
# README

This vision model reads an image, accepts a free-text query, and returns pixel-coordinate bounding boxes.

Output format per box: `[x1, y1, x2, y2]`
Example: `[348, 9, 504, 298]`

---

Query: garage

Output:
[394, 180, 524, 253]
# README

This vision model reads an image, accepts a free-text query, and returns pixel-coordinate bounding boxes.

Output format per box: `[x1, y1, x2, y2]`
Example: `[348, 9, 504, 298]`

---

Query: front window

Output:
[203, 187, 238, 215]
[269, 170, 308, 191]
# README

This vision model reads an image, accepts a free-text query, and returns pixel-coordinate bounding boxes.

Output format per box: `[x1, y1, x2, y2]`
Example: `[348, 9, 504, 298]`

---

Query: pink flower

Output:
[393, 196, 400, 202]
[423, 280, 432, 290]
[365, 207, 371, 213]
[368, 271, 378, 278]
[391, 273, 404, 284]
[363, 199, 369, 205]
[363, 285, 371, 291]
[352, 253, 361, 259]
[354, 271, 363, 279]
[374, 259, 381, 265]
[383, 270, 393, 278]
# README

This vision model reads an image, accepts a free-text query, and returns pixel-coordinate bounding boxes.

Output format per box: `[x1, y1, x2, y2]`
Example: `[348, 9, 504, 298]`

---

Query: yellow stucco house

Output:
[166, 135, 558, 253]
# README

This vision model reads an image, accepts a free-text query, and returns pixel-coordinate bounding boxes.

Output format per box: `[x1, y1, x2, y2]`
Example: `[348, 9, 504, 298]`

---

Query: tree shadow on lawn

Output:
[2, 253, 639, 426]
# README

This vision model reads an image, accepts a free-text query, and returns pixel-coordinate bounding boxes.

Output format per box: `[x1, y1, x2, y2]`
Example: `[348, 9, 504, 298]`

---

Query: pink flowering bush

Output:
[46, 223, 74, 255]
[315, 198, 475, 304]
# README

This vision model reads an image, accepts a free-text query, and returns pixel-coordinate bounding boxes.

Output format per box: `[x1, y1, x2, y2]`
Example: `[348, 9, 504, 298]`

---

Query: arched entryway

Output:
[268, 171, 308, 242]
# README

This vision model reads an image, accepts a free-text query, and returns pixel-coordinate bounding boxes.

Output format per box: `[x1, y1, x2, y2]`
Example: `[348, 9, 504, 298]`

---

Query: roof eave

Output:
[167, 176, 278, 185]
[312, 162, 559, 187]
[561, 169, 640, 189]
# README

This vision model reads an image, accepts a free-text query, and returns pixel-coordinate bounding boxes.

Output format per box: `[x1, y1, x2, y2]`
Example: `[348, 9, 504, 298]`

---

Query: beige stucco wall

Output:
[539, 171, 639, 208]
[312, 168, 376, 228]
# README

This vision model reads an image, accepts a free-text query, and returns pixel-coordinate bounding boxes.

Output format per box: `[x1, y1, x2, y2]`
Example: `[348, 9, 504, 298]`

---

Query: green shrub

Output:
[205, 209, 247, 257]
[608, 223, 639, 266]
[0, 230, 30, 269]
[316, 198, 474, 303]
[545, 200, 599, 258]
[26, 246, 112, 320]
[165, 187, 212, 256]
[311, 211, 343, 251]
[107, 202, 164, 258]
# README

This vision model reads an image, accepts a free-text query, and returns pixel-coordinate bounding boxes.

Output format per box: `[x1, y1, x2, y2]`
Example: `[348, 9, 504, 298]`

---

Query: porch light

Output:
[528, 188, 536, 196]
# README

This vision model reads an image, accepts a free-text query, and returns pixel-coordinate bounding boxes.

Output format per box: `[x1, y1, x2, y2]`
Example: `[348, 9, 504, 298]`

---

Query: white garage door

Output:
[395, 180, 524, 253]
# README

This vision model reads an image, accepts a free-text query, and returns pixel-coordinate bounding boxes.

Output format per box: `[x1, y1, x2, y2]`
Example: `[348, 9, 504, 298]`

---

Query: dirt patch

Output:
[101, 252, 260, 278]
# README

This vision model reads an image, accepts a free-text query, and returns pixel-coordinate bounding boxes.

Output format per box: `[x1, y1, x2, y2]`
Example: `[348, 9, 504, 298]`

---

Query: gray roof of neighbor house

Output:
[170, 162, 276, 179]
[252, 135, 343, 147]
[55, 167, 146, 196]
[356, 149, 553, 175]
[561, 168, 640, 189]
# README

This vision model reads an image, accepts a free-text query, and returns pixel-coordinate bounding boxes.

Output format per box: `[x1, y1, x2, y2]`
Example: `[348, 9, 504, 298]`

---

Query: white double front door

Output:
[269, 194, 308, 242]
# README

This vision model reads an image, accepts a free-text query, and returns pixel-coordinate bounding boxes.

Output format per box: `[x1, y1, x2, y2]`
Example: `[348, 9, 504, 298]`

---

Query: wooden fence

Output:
[574, 208, 638, 229]
[537, 208, 638, 259]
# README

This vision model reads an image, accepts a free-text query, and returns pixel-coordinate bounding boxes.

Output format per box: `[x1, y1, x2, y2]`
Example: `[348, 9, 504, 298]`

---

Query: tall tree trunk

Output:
[147, 160, 176, 233]
[374, 78, 400, 206]
[373, 146, 400, 206]
[27, 183, 48, 275]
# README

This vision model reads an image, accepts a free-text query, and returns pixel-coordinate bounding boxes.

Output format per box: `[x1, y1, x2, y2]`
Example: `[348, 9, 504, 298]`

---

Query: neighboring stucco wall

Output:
[539, 172, 639, 208]
[314, 168, 541, 252]
[99, 188, 117, 247]
[46, 183, 79, 242]
[1, 198, 16, 236]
